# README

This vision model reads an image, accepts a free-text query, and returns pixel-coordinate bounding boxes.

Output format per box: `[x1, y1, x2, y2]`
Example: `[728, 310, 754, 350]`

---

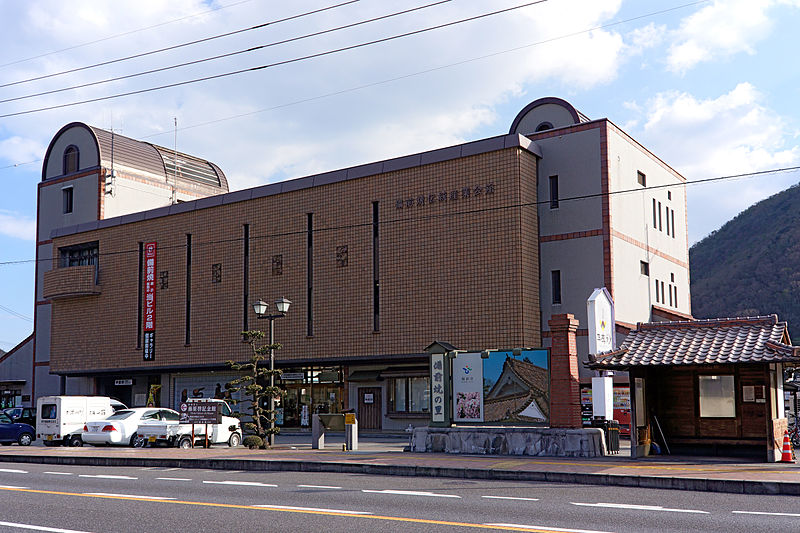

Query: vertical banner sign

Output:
[143, 242, 157, 361]
[452, 352, 484, 423]
[430, 353, 445, 423]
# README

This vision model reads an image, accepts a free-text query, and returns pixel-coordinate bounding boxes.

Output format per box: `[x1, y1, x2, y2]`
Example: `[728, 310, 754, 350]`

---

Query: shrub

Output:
[243, 435, 264, 450]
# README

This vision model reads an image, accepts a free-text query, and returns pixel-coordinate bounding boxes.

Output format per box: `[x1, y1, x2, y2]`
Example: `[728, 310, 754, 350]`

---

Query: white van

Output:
[36, 396, 126, 447]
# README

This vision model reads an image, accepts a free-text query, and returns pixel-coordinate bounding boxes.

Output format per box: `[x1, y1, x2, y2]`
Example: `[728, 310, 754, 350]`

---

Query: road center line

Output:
[0, 468, 27, 473]
[43, 472, 73, 476]
[732, 510, 800, 517]
[0, 521, 94, 533]
[202, 480, 277, 487]
[0, 484, 28, 489]
[571, 502, 708, 514]
[156, 477, 192, 481]
[297, 484, 342, 489]
[362, 489, 461, 498]
[482, 495, 540, 502]
[253, 504, 372, 514]
[78, 475, 138, 480]
[486, 524, 613, 533]
[84, 492, 177, 500]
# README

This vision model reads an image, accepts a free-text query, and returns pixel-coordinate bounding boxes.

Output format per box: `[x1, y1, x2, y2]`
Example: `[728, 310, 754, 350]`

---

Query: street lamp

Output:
[253, 297, 291, 447]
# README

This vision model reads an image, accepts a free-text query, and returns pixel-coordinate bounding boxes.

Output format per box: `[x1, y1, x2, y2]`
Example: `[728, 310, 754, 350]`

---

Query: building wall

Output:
[48, 147, 541, 374]
[43, 127, 99, 179]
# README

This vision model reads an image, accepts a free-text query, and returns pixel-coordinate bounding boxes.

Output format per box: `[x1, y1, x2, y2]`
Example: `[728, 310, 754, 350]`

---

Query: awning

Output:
[347, 370, 385, 382]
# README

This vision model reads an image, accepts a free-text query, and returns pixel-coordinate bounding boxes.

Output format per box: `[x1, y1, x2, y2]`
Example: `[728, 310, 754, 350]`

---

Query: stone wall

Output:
[411, 426, 606, 457]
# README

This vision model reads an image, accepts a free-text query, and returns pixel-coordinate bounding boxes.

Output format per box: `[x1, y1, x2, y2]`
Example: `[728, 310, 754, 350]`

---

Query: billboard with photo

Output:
[482, 349, 549, 425]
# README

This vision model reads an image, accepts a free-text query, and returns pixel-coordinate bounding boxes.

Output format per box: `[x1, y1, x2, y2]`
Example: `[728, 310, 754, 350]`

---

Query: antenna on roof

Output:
[171, 117, 178, 205]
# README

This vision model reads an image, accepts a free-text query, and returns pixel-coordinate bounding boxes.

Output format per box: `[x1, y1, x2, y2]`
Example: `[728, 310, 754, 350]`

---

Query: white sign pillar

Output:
[588, 288, 616, 420]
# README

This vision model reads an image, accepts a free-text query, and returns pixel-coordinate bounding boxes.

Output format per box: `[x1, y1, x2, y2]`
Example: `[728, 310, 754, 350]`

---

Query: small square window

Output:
[640, 261, 649, 276]
[62, 187, 73, 214]
[667, 190, 672, 200]
[699, 375, 735, 418]
[670, 273, 675, 282]
[637, 171, 646, 187]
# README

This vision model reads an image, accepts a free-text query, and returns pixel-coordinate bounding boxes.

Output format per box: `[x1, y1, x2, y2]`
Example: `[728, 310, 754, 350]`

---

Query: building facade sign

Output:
[452, 352, 484, 422]
[395, 183, 495, 210]
[143, 242, 157, 361]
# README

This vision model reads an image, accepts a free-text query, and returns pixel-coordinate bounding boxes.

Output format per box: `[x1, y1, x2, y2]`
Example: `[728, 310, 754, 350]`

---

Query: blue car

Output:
[0, 412, 34, 446]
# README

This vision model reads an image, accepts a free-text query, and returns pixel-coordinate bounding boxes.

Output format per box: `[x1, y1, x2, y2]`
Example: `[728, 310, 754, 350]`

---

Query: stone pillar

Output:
[549, 313, 582, 429]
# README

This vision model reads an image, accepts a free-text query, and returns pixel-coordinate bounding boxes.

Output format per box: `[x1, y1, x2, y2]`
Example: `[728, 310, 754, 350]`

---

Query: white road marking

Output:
[0, 521, 94, 533]
[297, 484, 342, 489]
[253, 504, 372, 514]
[482, 495, 540, 502]
[84, 492, 176, 500]
[156, 477, 192, 481]
[203, 480, 277, 487]
[78, 474, 138, 480]
[0, 484, 29, 489]
[362, 489, 461, 498]
[486, 524, 613, 533]
[571, 502, 708, 514]
[733, 510, 800, 517]
[0, 468, 27, 473]
[43, 472, 73, 476]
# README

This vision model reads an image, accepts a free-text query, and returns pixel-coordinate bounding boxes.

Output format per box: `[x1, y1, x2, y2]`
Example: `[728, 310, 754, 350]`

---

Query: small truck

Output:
[136, 398, 241, 448]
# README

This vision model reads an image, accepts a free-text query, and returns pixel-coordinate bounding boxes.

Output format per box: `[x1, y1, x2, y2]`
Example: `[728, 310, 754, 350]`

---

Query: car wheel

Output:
[68, 435, 83, 447]
[178, 436, 192, 449]
[228, 433, 241, 447]
[133, 435, 147, 448]
[128, 433, 139, 447]
[18, 433, 33, 446]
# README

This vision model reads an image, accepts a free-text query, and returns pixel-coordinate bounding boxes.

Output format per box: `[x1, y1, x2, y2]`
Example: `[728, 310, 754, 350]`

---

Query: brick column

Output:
[549, 313, 582, 428]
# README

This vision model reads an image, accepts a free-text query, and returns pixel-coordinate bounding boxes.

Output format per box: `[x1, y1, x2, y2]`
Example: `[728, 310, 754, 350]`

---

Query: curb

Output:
[1, 454, 799, 496]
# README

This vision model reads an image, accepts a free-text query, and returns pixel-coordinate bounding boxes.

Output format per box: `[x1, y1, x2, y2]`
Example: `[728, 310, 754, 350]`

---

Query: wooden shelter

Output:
[587, 315, 800, 461]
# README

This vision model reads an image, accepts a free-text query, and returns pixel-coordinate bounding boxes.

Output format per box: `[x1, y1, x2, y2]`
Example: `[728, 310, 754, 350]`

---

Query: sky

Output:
[1, 0, 799, 351]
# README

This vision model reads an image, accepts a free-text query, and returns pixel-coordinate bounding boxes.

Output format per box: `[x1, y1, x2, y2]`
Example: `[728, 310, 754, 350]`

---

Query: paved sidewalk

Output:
[1, 436, 799, 496]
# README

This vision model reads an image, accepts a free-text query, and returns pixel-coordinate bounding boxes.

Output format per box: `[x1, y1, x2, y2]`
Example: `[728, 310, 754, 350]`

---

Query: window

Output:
[637, 171, 646, 187]
[41, 404, 57, 419]
[667, 190, 672, 200]
[640, 261, 649, 276]
[549, 175, 559, 209]
[62, 187, 73, 214]
[661, 281, 665, 303]
[535, 121, 553, 132]
[59, 241, 98, 267]
[652, 199, 657, 228]
[666, 208, 671, 236]
[63, 145, 79, 174]
[658, 202, 663, 231]
[390, 377, 430, 413]
[551, 270, 562, 305]
[671, 210, 676, 238]
[654, 279, 659, 303]
[699, 375, 735, 417]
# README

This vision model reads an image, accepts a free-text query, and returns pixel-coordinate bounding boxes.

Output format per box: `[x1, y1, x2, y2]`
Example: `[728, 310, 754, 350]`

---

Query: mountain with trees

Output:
[690, 182, 800, 338]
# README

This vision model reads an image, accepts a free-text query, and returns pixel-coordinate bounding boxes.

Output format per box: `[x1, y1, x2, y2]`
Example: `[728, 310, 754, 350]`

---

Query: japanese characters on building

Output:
[396, 183, 495, 210]
[430, 354, 445, 423]
[143, 241, 157, 361]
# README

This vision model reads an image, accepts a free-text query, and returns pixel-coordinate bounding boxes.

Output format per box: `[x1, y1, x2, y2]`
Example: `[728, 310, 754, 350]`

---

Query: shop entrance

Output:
[358, 387, 382, 429]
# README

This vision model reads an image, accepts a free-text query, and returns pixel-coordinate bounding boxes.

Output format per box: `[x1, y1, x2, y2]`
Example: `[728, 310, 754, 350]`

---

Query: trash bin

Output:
[591, 417, 620, 454]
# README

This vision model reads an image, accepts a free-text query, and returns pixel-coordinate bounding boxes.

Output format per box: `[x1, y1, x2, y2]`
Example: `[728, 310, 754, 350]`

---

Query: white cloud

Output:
[0, 211, 35, 241]
[0, 136, 45, 165]
[634, 83, 800, 242]
[666, 0, 777, 74]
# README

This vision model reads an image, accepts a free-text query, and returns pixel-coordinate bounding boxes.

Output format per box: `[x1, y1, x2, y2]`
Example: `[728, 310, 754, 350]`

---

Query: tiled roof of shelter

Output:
[587, 315, 800, 369]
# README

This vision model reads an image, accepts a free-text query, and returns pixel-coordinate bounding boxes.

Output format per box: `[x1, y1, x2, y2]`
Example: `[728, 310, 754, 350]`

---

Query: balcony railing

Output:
[42, 264, 101, 299]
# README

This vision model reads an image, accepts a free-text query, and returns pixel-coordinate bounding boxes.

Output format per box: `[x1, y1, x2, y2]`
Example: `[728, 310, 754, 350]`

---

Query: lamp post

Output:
[253, 297, 291, 447]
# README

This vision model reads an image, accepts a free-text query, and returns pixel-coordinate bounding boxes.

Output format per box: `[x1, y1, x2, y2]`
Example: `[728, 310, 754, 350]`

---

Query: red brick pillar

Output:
[549, 313, 582, 429]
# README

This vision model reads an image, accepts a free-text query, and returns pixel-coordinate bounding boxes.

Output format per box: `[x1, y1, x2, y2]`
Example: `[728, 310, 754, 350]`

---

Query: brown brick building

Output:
[2, 98, 691, 431]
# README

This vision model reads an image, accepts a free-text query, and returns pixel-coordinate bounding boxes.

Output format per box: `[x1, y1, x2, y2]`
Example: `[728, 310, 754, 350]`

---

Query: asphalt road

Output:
[1, 462, 797, 532]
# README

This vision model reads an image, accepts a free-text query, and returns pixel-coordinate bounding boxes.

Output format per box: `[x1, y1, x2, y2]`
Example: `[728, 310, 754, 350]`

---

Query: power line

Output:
[0, 0, 449, 105]
[0, 0, 360, 90]
[0, 303, 32, 322]
[1, 163, 798, 267]
[0, 0, 255, 70]
[0, 0, 548, 119]
[0, 0, 710, 168]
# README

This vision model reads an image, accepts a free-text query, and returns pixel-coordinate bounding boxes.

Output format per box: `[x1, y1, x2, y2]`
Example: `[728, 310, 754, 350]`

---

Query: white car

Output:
[82, 408, 179, 446]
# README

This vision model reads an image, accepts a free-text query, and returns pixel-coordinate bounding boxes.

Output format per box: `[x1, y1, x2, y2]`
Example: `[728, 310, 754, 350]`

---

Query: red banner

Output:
[144, 242, 157, 332]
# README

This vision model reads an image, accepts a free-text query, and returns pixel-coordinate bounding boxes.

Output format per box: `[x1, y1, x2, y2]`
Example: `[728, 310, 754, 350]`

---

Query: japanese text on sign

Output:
[143, 242, 157, 332]
[179, 401, 222, 424]
[430, 354, 445, 423]
[395, 183, 495, 210]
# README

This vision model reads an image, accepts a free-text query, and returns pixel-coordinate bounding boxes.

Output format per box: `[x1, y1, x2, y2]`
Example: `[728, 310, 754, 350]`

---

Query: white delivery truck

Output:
[36, 396, 126, 447]
[137, 398, 241, 448]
